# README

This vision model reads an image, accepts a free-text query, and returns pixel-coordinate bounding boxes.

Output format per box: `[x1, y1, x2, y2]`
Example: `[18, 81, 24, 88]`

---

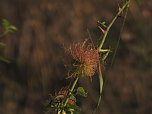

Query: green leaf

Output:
[69, 95, 76, 102]
[55, 94, 64, 100]
[97, 20, 107, 28]
[76, 87, 87, 97]
[96, 64, 103, 108]
[67, 104, 79, 110]
[98, 63, 103, 95]
[0, 42, 6, 47]
[2, 19, 17, 33]
[2, 19, 10, 28]
[66, 104, 79, 114]
[8, 25, 17, 32]
[0, 56, 10, 63]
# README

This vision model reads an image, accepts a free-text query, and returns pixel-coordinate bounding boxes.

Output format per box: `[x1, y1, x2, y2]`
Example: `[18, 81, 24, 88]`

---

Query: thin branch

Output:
[98, 0, 130, 51]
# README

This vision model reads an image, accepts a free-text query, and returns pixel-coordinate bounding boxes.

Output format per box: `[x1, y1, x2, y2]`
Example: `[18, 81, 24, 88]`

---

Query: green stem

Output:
[98, 0, 130, 51]
[60, 77, 79, 114]
[110, 0, 130, 68]
[63, 77, 79, 107]
[94, 1, 130, 114]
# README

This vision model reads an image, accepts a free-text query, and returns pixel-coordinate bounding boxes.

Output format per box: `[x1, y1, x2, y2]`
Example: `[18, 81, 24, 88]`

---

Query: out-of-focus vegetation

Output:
[0, 19, 17, 63]
[0, 0, 152, 114]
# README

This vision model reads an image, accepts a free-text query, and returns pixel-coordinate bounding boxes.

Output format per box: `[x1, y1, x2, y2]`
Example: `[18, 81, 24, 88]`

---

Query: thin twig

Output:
[98, 0, 130, 51]
[110, 0, 130, 68]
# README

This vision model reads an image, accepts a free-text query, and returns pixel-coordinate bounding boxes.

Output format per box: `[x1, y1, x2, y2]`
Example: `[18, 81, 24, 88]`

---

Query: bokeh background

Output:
[0, 0, 152, 114]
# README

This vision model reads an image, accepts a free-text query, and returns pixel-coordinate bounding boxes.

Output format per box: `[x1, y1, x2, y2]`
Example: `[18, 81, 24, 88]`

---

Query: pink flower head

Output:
[66, 40, 99, 77]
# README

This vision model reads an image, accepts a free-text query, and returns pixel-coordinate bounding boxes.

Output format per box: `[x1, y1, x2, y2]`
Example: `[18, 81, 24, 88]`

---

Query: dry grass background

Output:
[0, 0, 152, 114]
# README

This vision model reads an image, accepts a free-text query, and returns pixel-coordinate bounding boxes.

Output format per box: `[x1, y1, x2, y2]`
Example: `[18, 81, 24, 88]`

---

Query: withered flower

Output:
[66, 40, 100, 77]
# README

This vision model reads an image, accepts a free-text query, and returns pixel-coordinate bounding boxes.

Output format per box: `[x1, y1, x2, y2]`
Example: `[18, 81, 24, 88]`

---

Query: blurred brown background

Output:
[0, 0, 152, 114]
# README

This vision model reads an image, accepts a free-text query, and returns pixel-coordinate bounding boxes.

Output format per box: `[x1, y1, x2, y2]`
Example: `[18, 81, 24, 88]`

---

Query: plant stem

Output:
[94, 1, 130, 114]
[60, 77, 79, 114]
[98, 0, 130, 51]
[110, 0, 130, 68]
[64, 77, 79, 106]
